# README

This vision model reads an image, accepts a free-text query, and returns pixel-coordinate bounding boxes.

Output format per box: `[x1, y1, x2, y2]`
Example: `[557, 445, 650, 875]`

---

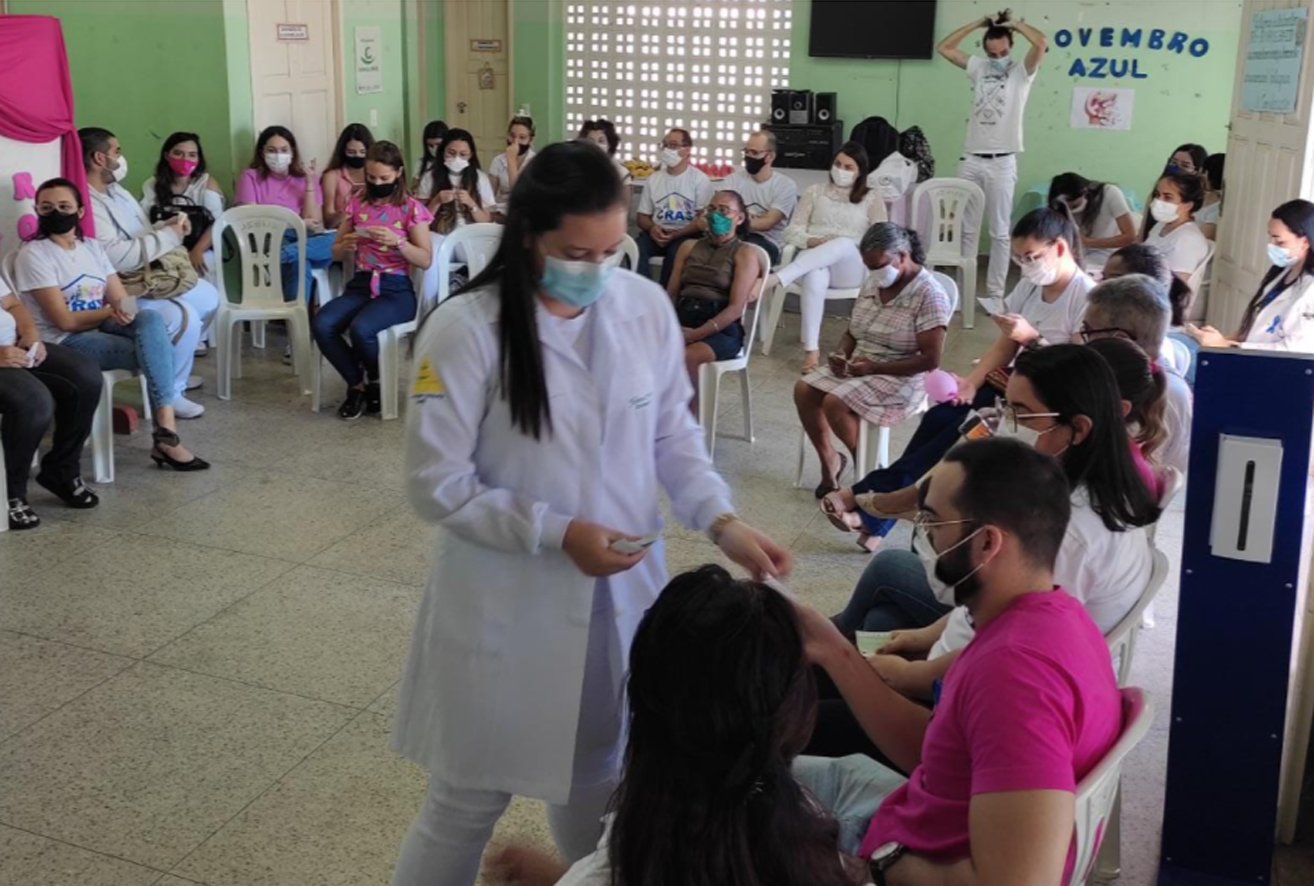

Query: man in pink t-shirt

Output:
[793, 437, 1123, 885]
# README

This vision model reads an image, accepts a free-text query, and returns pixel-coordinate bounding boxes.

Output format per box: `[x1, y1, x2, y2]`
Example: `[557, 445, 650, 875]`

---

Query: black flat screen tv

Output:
[808, 0, 938, 60]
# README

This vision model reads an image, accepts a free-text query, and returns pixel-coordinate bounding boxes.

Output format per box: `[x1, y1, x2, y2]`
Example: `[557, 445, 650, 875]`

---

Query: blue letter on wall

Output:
[1068, 58, 1087, 77]
[1149, 29, 1166, 50]
[1190, 38, 1210, 57]
[1055, 28, 1072, 48]
[1121, 28, 1143, 48]
[1100, 27, 1115, 47]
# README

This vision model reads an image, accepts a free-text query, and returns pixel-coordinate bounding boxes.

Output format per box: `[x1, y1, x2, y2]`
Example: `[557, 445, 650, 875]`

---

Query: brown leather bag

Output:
[119, 247, 198, 300]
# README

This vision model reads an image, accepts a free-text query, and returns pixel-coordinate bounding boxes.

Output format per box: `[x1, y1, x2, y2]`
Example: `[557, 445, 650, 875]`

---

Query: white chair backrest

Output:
[1162, 336, 1192, 378]
[1068, 688, 1154, 886]
[1187, 238, 1218, 298]
[929, 269, 960, 317]
[912, 177, 985, 262]
[0, 250, 17, 295]
[613, 234, 640, 273]
[740, 243, 771, 357]
[434, 222, 503, 304]
[213, 205, 306, 308]
[1105, 546, 1170, 687]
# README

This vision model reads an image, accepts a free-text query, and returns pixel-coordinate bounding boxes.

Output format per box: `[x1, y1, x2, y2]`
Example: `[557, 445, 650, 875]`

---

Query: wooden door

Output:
[247, 0, 341, 172]
[444, 0, 512, 160]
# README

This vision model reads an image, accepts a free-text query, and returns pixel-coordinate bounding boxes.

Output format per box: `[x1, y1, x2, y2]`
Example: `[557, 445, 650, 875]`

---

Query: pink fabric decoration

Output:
[924, 368, 958, 403]
[12, 171, 36, 201]
[0, 16, 94, 236]
[17, 214, 38, 241]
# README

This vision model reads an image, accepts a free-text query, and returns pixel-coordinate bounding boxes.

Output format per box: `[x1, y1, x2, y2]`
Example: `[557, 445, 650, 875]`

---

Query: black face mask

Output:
[38, 210, 80, 236]
[344, 155, 366, 169]
[743, 155, 767, 176]
[517, 142, 531, 156]
[366, 180, 398, 200]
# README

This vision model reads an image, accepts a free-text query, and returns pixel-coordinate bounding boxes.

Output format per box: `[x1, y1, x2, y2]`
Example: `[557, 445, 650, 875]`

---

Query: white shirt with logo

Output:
[722, 169, 798, 247]
[14, 238, 118, 344]
[964, 55, 1037, 155]
[638, 165, 714, 231]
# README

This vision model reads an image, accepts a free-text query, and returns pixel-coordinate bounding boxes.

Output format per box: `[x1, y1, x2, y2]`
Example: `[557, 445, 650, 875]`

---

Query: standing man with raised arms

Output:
[938, 9, 1047, 302]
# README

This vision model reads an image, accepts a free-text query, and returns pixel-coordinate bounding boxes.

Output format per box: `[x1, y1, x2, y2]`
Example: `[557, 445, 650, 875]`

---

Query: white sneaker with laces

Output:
[173, 396, 206, 419]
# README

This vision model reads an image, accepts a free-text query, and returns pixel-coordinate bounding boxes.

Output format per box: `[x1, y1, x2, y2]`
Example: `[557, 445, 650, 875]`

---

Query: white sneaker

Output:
[186, 375, 204, 391]
[173, 396, 206, 419]
[194, 342, 209, 357]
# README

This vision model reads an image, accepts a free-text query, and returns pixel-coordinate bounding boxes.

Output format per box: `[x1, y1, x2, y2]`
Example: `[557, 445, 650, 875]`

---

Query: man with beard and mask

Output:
[721, 130, 796, 266]
[789, 435, 1124, 886]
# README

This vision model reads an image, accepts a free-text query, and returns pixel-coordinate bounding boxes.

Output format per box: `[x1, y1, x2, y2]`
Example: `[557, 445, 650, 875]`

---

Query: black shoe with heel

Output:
[7, 497, 40, 530]
[150, 428, 211, 472]
[35, 472, 99, 509]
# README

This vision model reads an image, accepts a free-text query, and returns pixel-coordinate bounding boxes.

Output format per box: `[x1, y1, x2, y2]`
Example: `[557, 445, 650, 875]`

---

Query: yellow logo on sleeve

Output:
[411, 357, 446, 399]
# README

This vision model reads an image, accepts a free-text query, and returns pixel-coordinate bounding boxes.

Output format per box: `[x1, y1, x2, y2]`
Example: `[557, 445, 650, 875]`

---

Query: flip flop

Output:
[820, 494, 859, 533]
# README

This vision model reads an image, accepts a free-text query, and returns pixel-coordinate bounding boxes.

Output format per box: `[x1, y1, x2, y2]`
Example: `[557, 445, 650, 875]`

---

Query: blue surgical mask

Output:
[989, 56, 1011, 73]
[1268, 243, 1301, 268]
[541, 255, 614, 308]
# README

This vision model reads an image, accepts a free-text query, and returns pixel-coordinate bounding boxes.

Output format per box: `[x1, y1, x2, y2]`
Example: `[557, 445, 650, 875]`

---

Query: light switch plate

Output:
[1209, 434, 1283, 564]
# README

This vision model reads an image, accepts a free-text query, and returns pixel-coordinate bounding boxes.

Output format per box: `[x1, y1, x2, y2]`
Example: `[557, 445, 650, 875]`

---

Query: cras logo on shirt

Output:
[62, 274, 107, 312]
[652, 191, 699, 228]
[411, 357, 447, 401]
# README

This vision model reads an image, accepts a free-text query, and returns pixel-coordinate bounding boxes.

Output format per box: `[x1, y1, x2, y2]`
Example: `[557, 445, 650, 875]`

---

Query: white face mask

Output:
[660, 147, 683, 168]
[1268, 243, 1301, 268]
[1020, 256, 1060, 286]
[830, 166, 857, 188]
[1150, 198, 1181, 224]
[869, 261, 901, 289]
[111, 154, 129, 183]
[989, 55, 1012, 73]
[913, 523, 987, 607]
[265, 152, 292, 174]
[445, 156, 470, 174]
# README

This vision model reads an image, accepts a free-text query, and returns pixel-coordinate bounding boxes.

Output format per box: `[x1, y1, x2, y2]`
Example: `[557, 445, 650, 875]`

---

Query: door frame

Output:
[245, 0, 346, 144]
[443, 0, 516, 130]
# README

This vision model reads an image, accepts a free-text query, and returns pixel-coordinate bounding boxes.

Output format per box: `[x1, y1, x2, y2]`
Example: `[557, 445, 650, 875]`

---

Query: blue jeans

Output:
[835, 549, 951, 634]
[312, 271, 417, 387]
[635, 229, 695, 284]
[792, 755, 907, 855]
[62, 310, 176, 409]
[281, 230, 337, 303]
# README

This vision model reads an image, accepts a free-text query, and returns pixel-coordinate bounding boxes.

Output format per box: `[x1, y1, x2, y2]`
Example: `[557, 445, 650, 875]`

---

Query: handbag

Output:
[118, 246, 199, 300]
[675, 295, 723, 329]
[149, 196, 214, 251]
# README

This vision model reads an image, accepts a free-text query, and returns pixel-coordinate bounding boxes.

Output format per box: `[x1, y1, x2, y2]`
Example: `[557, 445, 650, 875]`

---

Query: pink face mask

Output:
[168, 156, 199, 177]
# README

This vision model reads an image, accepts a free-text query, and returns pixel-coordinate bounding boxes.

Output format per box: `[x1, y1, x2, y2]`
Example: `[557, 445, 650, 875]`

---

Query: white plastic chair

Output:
[759, 243, 863, 356]
[1185, 239, 1218, 323]
[91, 369, 151, 484]
[698, 244, 770, 459]
[212, 206, 313, 399]
[1105, 546, 1170, 689]
[251, 265, 337, 350]
[911, 177, 985, 329]
[619, 234, 639, 272]
[1069, 688, 1154, 886]
[794, 270, 960, 487]
[1142, 466, 1185, 630]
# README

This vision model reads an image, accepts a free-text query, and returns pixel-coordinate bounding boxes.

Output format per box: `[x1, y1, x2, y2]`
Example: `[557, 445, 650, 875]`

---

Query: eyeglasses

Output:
[1010, 246, 1053, 268]
[995, 398, 1061, 434]
[742, 149, 768, 159]
[661, 141, 687, 150]
[1078, 323, 1134, 343]
[912, 513, 976, 533]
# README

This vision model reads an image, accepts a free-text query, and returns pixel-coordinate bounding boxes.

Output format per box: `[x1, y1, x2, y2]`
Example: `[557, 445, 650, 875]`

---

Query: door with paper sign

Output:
[444, 0, 512, 160]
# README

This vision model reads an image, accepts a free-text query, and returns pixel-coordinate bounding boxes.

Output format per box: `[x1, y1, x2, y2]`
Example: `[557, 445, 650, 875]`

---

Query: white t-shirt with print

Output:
[638, 165, 714, 231]
[14, 238, 118, 345]
[1003, 270, 1096, 345]
[488, 147, 536, 204]
[964, 55, 1037, 155]
[1145, 221, 1210, 276]
[722, 168, 798, 247]
[1079, 184, 1133, 270]
[0, 275, 15, 347]
[414, 170, 497, 224]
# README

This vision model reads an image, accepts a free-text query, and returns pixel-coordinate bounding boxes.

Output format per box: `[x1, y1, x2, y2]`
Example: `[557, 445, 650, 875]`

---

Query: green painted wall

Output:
[340, 0, 410, 147]
[10, 0, 236, 196]
[789, 0, 1244, 215]
[513, 0, 566, 143]
[221, 0, 254, 188]
[422, 0, 445, 124]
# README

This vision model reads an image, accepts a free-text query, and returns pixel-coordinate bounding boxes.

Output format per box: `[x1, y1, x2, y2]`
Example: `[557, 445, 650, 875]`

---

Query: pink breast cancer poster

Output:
[1071, 87, 1135, 131]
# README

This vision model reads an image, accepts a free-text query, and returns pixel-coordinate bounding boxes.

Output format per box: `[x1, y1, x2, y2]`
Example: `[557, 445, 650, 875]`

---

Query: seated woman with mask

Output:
[1047, 172, 1136, 273]
[664, 190, 761, 401]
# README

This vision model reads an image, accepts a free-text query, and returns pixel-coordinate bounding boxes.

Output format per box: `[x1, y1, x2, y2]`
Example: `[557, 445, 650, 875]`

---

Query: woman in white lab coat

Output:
[1190, 199, 1314, 353]
[391, 142, 792, 886]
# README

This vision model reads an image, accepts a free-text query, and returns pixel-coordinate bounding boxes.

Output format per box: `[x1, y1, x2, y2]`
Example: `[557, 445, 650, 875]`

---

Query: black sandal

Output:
[35, 472, 99, 509]
[150, 428, 211, 472]
[813, 452, 848, 500]
[8, 497, 40, 530]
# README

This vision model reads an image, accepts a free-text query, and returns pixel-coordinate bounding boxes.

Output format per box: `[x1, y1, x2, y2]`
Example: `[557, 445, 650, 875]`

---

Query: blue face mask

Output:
[541, 255, 614, 308]
[989, 56, 1011, 73]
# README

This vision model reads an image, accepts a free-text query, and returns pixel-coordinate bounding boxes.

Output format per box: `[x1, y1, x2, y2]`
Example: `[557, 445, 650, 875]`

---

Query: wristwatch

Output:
[708, 512, 740, 544]
[869, 842, 906, 886]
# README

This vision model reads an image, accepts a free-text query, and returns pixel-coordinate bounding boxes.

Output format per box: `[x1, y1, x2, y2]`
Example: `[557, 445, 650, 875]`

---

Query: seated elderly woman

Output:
[793, 223, 951, 503]
[665, 189, 761, 402]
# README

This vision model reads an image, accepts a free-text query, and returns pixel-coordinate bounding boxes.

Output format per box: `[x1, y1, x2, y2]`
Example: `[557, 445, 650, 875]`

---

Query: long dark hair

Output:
[1168, 143, 1208, 174]
[609, 565, 854, 886]
[1013, 205, 1086, 271]
[1106, 243, 1192, 326]
[1141, 172, 1205, 240]
[579, 118, 621, 156]
[460, 141, 624, 440]
[416, 119, 449, 183]
[1014, 344, 1161, 530]
[428, 128, 486, 234]
[32, 178, 86, 241]
[833, 141, 871, 204]
[1238, 199, 1314, 339]
[151, 132, 208, 211]
[713, 189, 752, 238]
[250, 125, 307, 178]
[1048, 172, 1108, 237]
[1085, 337, 1169, 462]
[325, 122, 374, 172]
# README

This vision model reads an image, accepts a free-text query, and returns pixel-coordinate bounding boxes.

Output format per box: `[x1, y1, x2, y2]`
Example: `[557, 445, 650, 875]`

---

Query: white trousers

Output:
[957, 153, 1018, 299]
[392, 582, 625, 886]
[776, 237, 866, 352]
[138, 278, 217, 399]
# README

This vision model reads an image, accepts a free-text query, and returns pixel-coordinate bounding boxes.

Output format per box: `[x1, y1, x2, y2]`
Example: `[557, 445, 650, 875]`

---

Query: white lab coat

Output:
[394, 268, 733, 802]
[1242, 272, 1314, 352]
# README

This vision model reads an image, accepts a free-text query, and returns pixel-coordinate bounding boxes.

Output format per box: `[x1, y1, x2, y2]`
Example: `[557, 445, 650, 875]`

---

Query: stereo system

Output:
[764, 121, 844, 171]
[771, 89, 837, 126]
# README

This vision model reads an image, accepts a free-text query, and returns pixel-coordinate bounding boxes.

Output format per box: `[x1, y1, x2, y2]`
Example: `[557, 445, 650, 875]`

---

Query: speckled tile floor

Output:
[1, 280, 1311, 885]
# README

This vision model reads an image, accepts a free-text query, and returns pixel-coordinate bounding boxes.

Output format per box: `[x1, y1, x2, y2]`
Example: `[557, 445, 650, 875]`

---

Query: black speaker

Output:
[813, 92, 837, 124]
[788, 90, 813, 125]
[771, 89, 790, 124]
[765, 122, 843, 170]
